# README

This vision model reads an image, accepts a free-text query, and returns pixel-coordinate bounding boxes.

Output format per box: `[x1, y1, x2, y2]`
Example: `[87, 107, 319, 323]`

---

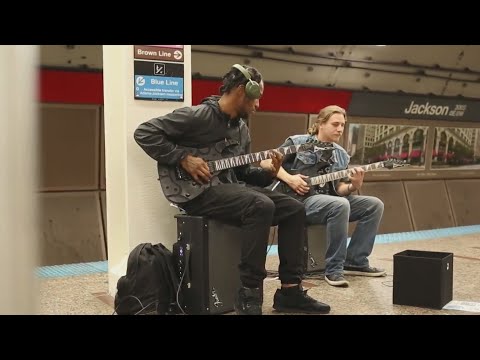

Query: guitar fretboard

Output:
[309, 162, 385, 186]
[210, 144, 303, 171]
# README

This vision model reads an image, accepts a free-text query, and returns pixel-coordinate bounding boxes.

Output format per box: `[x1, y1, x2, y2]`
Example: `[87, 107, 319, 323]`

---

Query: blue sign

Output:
[134, 60, 184, 101]
[135, 75, 184, 100]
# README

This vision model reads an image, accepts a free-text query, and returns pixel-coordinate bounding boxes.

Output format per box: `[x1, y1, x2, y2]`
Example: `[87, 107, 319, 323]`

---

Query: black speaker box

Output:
[393, 250, 453, 309]
[173, 215, 242, 315]
[304, 225, 327, 273]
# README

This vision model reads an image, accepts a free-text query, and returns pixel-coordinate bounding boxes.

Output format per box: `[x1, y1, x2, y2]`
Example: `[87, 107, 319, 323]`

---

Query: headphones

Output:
[232, 64, 261, 99]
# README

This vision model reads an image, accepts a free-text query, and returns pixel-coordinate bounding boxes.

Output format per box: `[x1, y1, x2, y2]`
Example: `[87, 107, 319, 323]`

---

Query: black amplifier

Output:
[173, 215, 243, 315]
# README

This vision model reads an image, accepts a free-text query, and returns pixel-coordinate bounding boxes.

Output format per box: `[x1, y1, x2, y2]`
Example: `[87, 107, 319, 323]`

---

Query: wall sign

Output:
[133, 45, 184, 101]
[349, 92, 480, 122]
[134, 45, 184, 62]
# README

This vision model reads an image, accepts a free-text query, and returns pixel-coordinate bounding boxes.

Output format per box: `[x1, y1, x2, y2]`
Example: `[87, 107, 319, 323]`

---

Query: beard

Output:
[238, 110, 250, 119]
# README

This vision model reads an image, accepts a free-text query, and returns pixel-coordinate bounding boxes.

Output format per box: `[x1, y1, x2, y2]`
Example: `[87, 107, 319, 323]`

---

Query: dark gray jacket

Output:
[134, 95, 273, 187]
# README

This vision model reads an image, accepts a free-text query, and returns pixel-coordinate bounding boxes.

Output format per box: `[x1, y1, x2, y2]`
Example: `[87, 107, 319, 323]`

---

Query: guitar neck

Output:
[309, 162, 385, 186]
[210, 144, 302, 171]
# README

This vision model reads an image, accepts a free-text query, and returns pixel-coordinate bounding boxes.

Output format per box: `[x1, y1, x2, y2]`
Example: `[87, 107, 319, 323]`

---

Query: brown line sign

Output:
[134, 45, 184, 62]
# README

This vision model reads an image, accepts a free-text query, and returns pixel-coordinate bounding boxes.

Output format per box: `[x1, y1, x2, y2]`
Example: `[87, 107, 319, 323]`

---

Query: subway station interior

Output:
[3, 45, 479, 316]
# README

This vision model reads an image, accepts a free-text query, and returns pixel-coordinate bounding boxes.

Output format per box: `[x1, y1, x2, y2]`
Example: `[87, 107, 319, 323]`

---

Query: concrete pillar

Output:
[102, 45, 192, 295]
[0, 45, 39, 314]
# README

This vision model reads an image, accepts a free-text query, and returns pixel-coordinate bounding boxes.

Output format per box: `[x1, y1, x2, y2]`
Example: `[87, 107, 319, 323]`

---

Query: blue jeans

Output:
[303, 194, 384, 276]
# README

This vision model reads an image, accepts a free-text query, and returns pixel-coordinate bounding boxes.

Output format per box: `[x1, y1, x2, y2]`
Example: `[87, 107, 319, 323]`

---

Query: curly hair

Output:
[308, 105, 347, 135]
[219, 65, 262, 95]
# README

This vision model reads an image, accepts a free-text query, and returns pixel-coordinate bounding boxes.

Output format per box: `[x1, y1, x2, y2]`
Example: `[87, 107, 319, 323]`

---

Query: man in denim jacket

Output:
[266, 105, 386, 287]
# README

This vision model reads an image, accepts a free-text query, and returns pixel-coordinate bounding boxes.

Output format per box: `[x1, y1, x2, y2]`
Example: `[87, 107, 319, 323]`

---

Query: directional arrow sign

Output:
[173, 50, 183, 60]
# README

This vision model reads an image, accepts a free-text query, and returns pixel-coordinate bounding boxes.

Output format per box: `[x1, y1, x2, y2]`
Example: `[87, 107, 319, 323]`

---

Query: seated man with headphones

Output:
[134, 64, 331, 315]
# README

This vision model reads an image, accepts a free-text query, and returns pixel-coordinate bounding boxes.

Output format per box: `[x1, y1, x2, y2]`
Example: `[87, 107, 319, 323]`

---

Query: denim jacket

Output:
[280, 134, 350, 196]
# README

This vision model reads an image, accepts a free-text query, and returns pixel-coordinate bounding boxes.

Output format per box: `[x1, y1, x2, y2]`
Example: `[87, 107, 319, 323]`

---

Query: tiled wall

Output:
[39, 104, 106, 265]
[360, 179, 480, 232]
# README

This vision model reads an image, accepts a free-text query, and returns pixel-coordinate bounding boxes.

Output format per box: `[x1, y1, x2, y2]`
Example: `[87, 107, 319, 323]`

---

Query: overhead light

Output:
[375, 45, 387, 47]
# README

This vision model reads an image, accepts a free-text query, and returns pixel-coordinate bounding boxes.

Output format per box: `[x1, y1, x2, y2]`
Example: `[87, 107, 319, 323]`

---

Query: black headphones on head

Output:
[232, 64, 261, 99]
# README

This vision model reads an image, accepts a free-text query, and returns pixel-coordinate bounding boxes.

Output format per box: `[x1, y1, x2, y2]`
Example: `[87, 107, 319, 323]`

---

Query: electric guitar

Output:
[273, 158, 409, 201]
[158, 140, 334, 204]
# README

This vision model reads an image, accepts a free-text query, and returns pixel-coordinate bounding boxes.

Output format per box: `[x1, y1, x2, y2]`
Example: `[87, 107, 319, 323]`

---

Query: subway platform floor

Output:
[37, 226, 480, 315]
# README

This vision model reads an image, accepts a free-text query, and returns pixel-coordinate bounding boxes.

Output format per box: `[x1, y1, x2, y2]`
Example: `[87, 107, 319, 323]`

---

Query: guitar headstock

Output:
[300, 142, 335, 152]
[383, 158, 410, 169]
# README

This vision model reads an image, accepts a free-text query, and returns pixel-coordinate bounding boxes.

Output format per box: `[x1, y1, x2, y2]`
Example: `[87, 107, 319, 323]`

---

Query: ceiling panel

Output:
[39, 45, 480, 100]
[40, 45, 103, 69]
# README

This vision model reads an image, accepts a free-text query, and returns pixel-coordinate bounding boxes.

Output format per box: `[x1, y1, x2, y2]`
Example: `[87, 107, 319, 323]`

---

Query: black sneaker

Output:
[344, 265, 386, 277]
[234, 287, 263, 315]
[325, 274, 349, 287]
[273, 285, 330, 314]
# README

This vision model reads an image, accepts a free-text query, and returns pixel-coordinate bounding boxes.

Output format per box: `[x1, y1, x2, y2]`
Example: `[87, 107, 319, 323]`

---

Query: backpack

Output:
[114, 242, 182, 315]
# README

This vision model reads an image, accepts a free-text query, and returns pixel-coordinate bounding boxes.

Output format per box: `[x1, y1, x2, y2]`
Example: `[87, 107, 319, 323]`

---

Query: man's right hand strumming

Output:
[180, 154, 212, 184]
[286, 173, 310, 195]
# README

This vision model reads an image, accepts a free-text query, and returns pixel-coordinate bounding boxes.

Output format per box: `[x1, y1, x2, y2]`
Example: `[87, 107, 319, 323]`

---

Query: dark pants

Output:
[182, 183, 306, 288]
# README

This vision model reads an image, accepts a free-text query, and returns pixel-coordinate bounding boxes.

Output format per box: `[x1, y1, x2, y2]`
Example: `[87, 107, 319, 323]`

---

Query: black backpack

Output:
[114, 242, 182, 315]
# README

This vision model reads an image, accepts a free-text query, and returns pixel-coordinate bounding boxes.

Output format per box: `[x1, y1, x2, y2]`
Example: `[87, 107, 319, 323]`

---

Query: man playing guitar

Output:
[264, 105, 387, 287]
[134, 64, 330, 315]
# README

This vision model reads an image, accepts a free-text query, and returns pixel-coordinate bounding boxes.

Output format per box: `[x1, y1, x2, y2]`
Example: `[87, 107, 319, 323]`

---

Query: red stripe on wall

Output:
[40, 70, 352, 112]
[40, 69, 104, 104]
[192, 79, 352, 113]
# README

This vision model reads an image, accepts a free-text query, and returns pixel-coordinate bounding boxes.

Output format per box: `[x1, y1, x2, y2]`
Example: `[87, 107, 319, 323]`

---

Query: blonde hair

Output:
[308, 105, 347, 135]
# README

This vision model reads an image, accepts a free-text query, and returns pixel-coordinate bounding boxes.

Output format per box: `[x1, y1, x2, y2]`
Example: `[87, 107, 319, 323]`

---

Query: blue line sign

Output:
[134, 60, 184, 101]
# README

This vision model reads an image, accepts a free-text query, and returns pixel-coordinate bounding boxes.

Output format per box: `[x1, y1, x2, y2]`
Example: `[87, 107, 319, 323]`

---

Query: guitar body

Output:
[274, 164, 335, 202]
[157, 140, 237, 204]
[273, 181, 309, 202]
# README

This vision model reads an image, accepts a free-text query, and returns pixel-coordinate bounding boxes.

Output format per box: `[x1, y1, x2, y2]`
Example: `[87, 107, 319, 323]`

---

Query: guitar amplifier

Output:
[173, 214, 243, 315]
[393, 250, 453, 309]
[304, 224, 327, 274]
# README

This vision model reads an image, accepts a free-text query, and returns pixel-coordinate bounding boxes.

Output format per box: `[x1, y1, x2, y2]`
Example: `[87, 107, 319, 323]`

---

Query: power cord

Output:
[266, 270, 279, 278]
[175, 244, 189, 315]
[303, 271, 325, 280]
[112, 295, 158, 315]
[381, 273, 393, 287]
